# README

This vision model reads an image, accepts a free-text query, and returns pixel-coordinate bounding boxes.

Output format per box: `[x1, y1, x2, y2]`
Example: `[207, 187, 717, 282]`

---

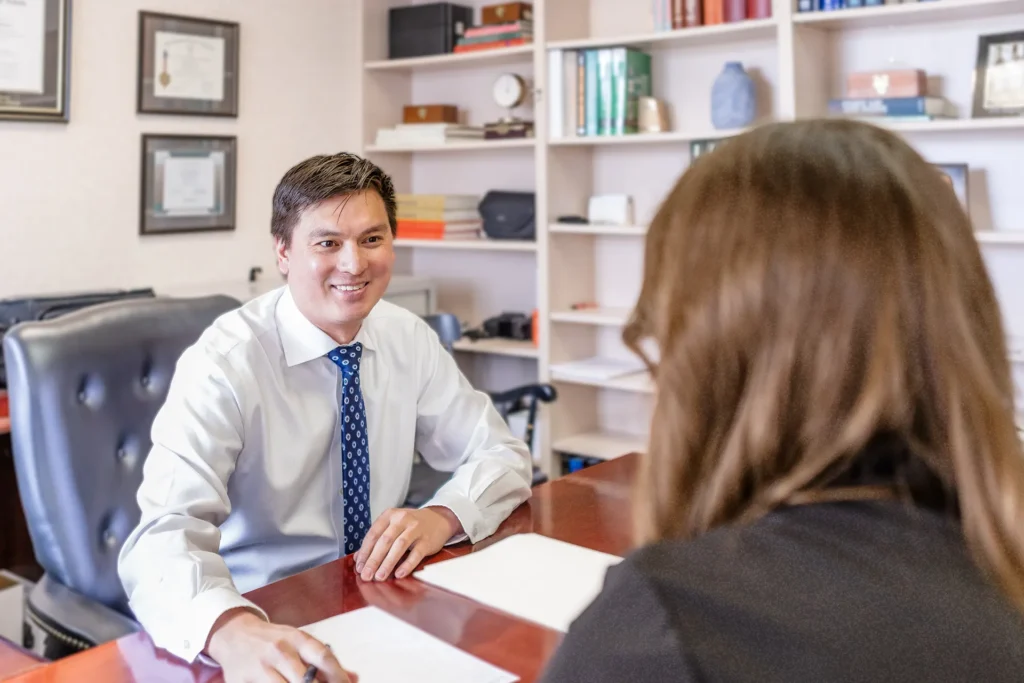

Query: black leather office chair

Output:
[2, 295, 240, 659]
[405, 314, 556, 508]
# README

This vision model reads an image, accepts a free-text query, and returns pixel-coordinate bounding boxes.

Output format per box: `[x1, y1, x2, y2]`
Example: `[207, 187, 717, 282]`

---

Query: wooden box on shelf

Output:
[403, 104, 460, 124]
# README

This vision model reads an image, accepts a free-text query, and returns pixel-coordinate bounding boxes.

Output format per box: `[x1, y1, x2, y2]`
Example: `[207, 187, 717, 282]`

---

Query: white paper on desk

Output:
[413, 533, 623, 633]
[300, 606, 518, 683]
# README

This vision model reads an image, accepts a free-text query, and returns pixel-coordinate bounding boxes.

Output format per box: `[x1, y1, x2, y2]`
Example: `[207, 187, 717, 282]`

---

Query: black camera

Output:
[475, 312, 533, 342]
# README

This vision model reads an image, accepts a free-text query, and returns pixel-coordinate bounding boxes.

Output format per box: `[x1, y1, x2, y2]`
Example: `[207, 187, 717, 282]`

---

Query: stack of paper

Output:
[413, 533, 623, 633]
[301, 606, 518, 683]
[549, 356, 647, 382]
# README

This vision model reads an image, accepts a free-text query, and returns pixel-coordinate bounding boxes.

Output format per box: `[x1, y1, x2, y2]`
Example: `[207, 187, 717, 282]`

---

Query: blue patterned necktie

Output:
[327, 342, 371, 555]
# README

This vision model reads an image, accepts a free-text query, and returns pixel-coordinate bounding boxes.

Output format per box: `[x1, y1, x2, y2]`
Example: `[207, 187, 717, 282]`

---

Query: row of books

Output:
[798, 0, 938, 10]
[454, 20, 532, 54]
[653, 0, 772, 30]
[395, 194, 483, 240]
[547, 47, 653, 139]
[827, 95, 957, 122]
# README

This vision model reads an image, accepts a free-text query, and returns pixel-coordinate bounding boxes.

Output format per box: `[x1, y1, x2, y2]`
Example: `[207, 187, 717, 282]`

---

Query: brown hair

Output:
[271, 152, 397, 244]
[623, 118, 1024, 610]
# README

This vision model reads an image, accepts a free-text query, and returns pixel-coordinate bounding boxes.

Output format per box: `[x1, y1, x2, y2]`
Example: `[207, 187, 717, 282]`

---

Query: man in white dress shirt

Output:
[117, 152, 534, 682]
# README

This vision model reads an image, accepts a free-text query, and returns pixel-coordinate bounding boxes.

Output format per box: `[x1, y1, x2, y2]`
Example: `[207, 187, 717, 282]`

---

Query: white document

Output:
[301, 606, 518, 683]
[162, 154, 217, 215]
[413, 533, 623, 633]
[550, 356, 646, 382]
[153, 30, 225, 101]
[0, 0, 45, 94]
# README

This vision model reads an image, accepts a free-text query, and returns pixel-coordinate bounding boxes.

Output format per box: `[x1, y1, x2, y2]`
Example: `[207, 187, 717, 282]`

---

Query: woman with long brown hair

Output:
[540, 119, 1024, 682]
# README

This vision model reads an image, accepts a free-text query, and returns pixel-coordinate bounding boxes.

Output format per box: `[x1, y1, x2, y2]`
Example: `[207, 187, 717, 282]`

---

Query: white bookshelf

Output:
[359, 0, 1024, 479]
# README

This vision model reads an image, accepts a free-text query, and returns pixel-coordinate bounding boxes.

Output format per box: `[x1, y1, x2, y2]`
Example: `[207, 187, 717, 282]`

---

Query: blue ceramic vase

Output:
[711, 62, 756, 130]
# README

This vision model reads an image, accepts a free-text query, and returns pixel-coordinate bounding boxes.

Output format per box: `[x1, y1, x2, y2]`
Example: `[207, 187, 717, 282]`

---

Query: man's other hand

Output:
[354, 506, 462, 581]
[206, 608, 354, 683]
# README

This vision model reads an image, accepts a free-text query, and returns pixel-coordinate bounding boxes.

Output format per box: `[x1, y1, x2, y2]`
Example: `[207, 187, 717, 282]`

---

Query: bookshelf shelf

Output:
[550, 308, 631, 326]
[394, 238, 538, 252]
[874, 117, 1024, 134]
[362, 0, 1024, 480]
[365, 138, 536, 154]
[548, 223, 647, 236]
[452, 337, 539, 358]
[546, 18, 777, 51]
[552, 431, 647, 460]
[364, 44, 534, 71]
[549, 128, 748, 147]
[793, 0, 1024, 30]
[976, 231, 1024, 246]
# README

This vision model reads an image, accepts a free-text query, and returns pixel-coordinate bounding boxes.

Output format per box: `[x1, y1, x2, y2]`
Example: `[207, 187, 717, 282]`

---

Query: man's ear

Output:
[274, 237, 290, 277]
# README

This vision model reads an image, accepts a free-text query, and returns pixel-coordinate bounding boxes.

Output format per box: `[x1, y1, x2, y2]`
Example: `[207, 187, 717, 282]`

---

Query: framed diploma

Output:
[0, 0, 71, 122]
[140, 134, 237, 235]
[972, 31, 1024, 118]
[137, 11, 239, 117]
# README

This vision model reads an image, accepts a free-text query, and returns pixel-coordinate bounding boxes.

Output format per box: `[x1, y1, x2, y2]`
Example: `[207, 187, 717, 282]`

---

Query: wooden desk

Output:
[0, 635, 45, 679]
[4, 455, 638, 683]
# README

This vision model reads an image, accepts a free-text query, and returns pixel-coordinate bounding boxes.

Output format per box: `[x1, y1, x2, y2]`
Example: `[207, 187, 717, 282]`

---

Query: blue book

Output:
[847, 0, 864, 7]
[820, 0, 844, 9]
[827, 97, 952, 117]
[798, 0, 815, 10]
[864, 0, 883, 5]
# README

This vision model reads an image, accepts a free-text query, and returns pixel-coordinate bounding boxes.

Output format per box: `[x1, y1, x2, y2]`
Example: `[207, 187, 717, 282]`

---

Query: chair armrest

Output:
[26, 574, 140, 650]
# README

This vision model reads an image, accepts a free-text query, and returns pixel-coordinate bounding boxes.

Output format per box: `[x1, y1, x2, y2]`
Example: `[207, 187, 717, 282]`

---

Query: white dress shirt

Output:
[117, 285, 533, 663]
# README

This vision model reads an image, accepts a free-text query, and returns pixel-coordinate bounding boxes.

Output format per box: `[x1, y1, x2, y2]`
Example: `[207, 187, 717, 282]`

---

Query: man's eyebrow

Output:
[309, 226, 342, 241]
[308, 224, 389, 241]
[358, 224, 389, 236]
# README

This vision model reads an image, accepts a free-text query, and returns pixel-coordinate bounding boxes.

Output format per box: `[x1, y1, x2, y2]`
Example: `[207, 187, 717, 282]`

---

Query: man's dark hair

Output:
[271, 152, 397, 245]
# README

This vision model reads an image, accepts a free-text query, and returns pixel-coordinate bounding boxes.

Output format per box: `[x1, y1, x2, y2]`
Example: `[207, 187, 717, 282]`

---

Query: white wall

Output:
[0, 0, 361, 298]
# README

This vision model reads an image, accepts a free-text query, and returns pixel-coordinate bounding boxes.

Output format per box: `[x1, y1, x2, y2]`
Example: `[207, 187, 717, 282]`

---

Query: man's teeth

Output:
[335, 284, 366, 292]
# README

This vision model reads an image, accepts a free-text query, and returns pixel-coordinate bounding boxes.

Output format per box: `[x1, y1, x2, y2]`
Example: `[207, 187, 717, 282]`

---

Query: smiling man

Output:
[117, 152, 533, 683]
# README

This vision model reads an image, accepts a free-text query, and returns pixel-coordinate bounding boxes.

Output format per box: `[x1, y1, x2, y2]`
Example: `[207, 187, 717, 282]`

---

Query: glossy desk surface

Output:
[2, 454, 638, 683]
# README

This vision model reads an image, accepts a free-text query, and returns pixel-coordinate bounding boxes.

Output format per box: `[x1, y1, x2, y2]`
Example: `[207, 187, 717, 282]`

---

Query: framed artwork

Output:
[971, 31, 1024, 118]
[933, 163, 969, 211]
[137, 11, 240, 117]
[140, 134, 237, 235]
[0, 0, 72, 122]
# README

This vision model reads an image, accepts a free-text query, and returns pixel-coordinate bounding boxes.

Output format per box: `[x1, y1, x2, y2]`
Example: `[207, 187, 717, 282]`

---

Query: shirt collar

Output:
[276, 286, 375, 367]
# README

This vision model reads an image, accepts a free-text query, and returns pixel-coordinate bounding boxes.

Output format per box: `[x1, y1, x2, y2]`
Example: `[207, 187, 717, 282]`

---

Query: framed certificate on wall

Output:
[0, 0, 72, 122]
[140, 134, 237, 235]
[137, 11, 240, 117]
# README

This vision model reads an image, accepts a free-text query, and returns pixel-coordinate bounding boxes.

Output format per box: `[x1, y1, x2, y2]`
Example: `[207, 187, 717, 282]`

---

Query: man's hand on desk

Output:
[355, 506, 462, 582]
[205, 607, 354, 683]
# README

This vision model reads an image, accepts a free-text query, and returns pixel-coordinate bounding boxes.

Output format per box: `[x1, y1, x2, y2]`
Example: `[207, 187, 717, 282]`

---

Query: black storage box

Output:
[388, 3, 473, 60]
[479, 191, 536, 241]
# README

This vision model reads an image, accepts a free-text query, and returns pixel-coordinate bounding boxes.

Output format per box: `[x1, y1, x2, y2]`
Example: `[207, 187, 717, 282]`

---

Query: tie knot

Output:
[327, 342, 362, 373]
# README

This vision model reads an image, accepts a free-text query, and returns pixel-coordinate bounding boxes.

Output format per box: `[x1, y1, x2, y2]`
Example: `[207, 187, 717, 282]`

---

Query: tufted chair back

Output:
[3, 295, 239, 632]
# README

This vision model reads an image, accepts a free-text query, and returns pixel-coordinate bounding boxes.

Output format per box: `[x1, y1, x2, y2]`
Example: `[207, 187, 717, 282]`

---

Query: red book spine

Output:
[747, 0, 771, 18]
[724, 0, 746, 22]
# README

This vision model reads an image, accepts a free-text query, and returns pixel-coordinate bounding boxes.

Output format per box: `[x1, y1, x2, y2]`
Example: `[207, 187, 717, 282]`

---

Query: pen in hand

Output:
[302, 643, 330, 683]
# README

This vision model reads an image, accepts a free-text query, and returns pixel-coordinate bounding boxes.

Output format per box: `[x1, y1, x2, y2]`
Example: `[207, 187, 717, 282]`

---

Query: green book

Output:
[585, 49, 599, 136]
[597, 49, 613, 135]
[624, 49, 652, 134]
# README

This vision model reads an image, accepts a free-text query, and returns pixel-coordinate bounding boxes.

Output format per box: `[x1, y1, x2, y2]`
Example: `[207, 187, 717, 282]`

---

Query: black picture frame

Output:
[140, 134, 237, 235]
[971, 31, 1024, 118]
[0, 0, 72, 123]
[137, 11, 239, 117]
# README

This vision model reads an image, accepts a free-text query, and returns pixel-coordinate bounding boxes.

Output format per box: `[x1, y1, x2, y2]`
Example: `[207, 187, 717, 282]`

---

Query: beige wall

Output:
[0, 0, 361, 298]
